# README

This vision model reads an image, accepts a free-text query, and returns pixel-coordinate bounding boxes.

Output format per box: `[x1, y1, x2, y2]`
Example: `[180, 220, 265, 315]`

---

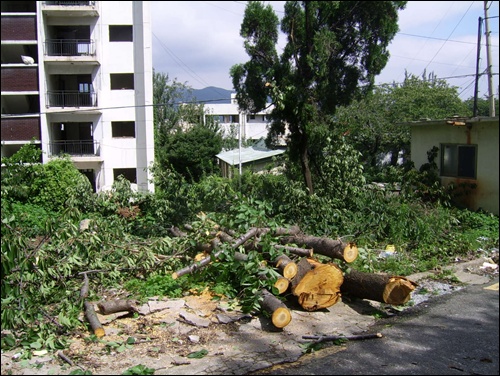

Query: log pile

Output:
[169, 221, 418, 330]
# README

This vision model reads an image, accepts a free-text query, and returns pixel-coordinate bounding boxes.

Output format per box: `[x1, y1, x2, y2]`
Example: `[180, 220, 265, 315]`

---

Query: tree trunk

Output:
[341, 268, 418, 305]
[290, 258, 343, 311]
[260, 288, 292, 329]
[280, 235, 358, 263]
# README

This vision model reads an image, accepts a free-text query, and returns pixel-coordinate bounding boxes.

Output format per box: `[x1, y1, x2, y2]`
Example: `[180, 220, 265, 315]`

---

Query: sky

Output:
[151, 1, 499, 101]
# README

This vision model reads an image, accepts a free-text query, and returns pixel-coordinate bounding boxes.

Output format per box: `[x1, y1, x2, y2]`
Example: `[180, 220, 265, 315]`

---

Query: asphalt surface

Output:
[249, 276, 499, 375]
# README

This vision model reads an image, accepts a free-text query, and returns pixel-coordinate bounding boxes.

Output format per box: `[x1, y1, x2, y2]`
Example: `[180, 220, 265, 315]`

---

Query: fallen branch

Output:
[172, 227, 265, 279]
[80, 273, 89, 300]
[97, 299, 138, 315]
[280, 235, 358, 263]
[84, 301, 105, 338]
[302, 332, 383, 343]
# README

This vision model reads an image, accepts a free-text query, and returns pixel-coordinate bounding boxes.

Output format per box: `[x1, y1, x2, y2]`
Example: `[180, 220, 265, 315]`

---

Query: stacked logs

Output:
[167, 222, 417, 330]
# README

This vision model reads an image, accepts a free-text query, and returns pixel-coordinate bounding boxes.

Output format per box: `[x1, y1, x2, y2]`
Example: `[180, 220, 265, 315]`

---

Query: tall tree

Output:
[334, 71, 469, 171]
[231, 1, 407, 194]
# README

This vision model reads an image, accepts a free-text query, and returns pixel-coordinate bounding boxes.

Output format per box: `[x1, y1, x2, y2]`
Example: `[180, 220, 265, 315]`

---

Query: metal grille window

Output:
[441, 144, 477, 179]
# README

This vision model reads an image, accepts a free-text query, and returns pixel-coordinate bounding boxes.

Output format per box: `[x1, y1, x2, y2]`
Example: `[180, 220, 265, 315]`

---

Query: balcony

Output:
[42, 1, 98, 17]
[45, 39, 95, 57]
[46, 90, 97, 108]
[49, 140, 99, 157]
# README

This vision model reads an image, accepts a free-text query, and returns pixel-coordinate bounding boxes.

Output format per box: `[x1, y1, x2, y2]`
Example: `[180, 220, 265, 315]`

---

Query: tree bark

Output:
[84, 301, 105, 338]
[260, 288, 292, 329]
[97, 299, 138, 315]
[280, 235, 358, 263]
[341, 268, 418, 305]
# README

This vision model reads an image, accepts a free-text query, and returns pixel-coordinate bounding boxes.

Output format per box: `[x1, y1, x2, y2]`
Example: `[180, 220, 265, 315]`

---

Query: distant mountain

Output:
[190, 86, 234, 104]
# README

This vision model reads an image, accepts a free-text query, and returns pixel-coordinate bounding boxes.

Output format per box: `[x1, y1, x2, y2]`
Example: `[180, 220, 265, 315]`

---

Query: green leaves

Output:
[187, 349, 208, 359]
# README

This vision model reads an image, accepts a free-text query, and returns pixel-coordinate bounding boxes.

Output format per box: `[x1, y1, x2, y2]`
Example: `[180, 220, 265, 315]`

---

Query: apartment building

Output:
[204, 93, 273, 143]
[1, 1, 154, 193]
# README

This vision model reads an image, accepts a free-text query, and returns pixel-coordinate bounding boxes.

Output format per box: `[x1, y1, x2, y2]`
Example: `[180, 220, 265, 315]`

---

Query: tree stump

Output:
[341, 268, 418, 305]
[290, 258, 344, 311]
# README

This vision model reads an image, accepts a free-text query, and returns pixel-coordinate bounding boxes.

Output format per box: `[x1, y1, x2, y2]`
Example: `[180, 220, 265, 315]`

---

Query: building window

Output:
[110, 74, 134, 90]
[230, 115, 239, 123]
[441, 144, 477, 179]
[112, 121, 135, 138]
[109, 25, 133, 42]
[113, 168, 137, 184]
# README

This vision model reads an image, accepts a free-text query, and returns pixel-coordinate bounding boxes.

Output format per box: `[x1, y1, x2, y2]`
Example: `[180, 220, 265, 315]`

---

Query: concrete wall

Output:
[411, 117, 499, 215]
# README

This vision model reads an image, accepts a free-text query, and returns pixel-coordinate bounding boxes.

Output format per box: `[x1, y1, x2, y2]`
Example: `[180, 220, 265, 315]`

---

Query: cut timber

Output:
[291, 258, 344, 311]
[84, 301, 105, 338]
[280, 235, 358, 263]
[260, 288, 292, 328]
[274, 276, 290, 294]
[341, 268, 418, 305]
[274, 254, 298, 279]
[97, 299, 138, 315]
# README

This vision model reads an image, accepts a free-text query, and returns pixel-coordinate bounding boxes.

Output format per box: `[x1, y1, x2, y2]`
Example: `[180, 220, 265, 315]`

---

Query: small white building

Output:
[204, 93, 273, 142]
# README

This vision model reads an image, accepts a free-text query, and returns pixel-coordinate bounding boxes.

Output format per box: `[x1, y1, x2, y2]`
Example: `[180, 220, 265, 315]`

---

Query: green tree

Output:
[162, 124, 223, 182]
[463, 95, 499, 117]
[230, 1, 407, 194]
[334, 71, 469, 172]
[153, 70, 223, 183]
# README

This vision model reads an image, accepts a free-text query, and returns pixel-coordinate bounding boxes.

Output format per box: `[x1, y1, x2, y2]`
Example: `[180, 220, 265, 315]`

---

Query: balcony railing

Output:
[45, 39, 95, 56]
[50, 140, 99, 156]
[45, 1, 95, 6]
[46, 91, 97, 108]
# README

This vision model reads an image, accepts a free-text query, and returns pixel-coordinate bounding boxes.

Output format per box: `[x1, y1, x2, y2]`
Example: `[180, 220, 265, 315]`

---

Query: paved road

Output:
[250, 277, 499, 375]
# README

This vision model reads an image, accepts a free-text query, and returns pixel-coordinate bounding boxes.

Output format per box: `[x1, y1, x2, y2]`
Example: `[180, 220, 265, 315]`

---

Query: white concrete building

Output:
[204, 93, 273, 143]
[1, 1, 154, 193]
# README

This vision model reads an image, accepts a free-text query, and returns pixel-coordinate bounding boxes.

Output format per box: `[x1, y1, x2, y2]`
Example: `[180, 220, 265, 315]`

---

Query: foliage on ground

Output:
[1, 142, 498, 356]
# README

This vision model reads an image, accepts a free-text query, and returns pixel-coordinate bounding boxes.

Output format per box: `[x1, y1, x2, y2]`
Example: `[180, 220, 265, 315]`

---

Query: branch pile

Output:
[169, 221, 417, 329]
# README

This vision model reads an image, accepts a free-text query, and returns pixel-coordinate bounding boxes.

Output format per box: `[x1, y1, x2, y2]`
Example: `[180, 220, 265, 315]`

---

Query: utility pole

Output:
[473, 16, 482, 117]
[483, 1, 496, 117]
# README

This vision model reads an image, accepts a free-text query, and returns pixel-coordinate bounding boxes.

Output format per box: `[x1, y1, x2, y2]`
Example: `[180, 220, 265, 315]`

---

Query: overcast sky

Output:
[151, 1, 499, 101]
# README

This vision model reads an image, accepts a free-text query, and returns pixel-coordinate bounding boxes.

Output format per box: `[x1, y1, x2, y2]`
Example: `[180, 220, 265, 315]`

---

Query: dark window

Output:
[113, 168, 137, 184]
[112, 121, 135, 138]
[109, 25, 133, 42]
[110, 74, 134, 90]
[441, 144, 477, 179]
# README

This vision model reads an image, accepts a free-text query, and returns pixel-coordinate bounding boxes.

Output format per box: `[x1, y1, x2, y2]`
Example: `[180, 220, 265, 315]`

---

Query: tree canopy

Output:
[231, 1, 407, 194]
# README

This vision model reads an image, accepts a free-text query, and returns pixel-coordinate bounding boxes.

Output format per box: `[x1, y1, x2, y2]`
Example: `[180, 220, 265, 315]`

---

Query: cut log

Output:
[84, 301, 105, 338]
[274, 254, 298, 280]
[280, 235, 358, 263]
[273, 277, 290, 295]
[290, 258, 344, 311]
[260, 288, 292, 328]
[97, 299, 138, 315]
[341, 268, 418, 305]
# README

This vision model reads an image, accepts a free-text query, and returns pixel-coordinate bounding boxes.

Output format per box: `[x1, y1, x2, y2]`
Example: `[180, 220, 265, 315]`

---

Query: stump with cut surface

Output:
[291, 258, 344, 311]
[341, 268, 418, 305]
